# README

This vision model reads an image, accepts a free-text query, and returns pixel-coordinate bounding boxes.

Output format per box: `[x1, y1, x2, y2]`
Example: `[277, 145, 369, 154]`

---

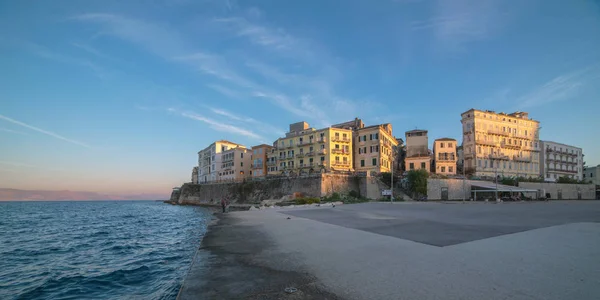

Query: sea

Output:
[0, 200, 212, 300]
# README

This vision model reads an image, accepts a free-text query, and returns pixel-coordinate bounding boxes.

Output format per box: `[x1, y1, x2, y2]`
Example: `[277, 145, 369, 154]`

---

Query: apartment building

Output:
[457, 145, 464, 173]
[266, 146, 278, 175]
[353, 124, 398, 174]
[219, 146, 251, 182]
[540, 141, 583, 181]
[250, 144, 273, 178]
[584, 165, 599, 185]
[405, 129, 430, 172]
[275, 121, 354, 174]
[197, 140, 245, 183]
[433, 138, 457, 175]
[461, 109, 540, 178]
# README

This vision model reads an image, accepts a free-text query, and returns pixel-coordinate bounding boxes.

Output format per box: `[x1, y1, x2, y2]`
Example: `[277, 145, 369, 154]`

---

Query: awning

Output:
[468, 180, 538, 193]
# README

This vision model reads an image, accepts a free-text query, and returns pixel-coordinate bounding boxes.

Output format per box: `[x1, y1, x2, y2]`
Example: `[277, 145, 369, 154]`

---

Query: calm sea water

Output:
[0, 201, 212, 300]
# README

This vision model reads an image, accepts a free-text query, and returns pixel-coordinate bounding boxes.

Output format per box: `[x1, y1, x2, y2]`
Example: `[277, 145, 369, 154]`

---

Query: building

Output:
[191, 166, 199, 184]
[250, 144, 273, 178]
[433, 138, 457, 175]
[583, 165, 599, 185]
[456, 145, 464, 174]
[540, 141, 583, 181]
[275, 121, 354, 174]
[461, 109, 540, 179]
[219, 146, 251, 182]
[353, 124, 398, 174]
[197, 140, 245, 183]
[405, 129, 430, 172]
[266, 146, 279, 175]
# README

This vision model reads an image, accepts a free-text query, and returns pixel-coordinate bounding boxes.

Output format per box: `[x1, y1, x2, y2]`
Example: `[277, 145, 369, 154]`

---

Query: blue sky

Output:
[1, 0, 599, 194]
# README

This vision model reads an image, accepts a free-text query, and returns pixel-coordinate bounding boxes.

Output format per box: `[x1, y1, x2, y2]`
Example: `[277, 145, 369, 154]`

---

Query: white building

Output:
[197, 140, 246, 183]
[539, 141, 583, 181]
[583, 165, 599, 185]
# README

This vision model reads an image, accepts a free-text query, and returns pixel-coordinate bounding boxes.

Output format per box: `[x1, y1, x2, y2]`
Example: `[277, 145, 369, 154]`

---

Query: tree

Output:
[407, 169, 428, 196]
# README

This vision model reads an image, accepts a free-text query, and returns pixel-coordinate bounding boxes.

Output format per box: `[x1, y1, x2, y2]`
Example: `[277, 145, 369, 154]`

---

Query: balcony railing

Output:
[501, 142, 521, 150]
[437, 157, 456, 161]
[267, 161, 277, 166]
[547, 168, 577, 174]
[476, 139, 496, 147]
[489, 154, 510, 160]
[296, 153, 305, 158]
[317, 137, 327, 143]
[331, 136, 351, 143]
[513, 155, 531, 162]
[287, 154, 295, 159]
[306, 151, 315, 156]
[331, 161, 351, 167]
[317, 149, 327, 155]
[488, 129, 510, 136]
[286, 144, 294, 149]
[331, 149, 349, 154]
[251, 163, 263, 169]
[222, 156, 234, 162]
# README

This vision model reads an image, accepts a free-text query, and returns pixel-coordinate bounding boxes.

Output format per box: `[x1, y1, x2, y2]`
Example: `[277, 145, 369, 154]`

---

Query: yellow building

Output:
[275, 121, 353, 174]
[219, 146, 251, 182]
[250, 144, 273, 178]
[353, 124, 398, 174]
[461, 109, 540, 178]
[405, 129, 431, 172]
[433, 138, 457, 175]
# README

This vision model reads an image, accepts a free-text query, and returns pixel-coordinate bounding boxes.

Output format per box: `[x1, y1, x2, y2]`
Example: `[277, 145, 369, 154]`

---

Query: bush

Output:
[295, 197, 321, 205]
[348, 190, 359, 198]
[407, 169, 428, 196]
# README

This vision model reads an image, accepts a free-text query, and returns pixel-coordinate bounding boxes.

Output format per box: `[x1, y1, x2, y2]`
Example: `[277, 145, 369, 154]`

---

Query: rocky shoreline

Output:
[176, 211, 340, 299]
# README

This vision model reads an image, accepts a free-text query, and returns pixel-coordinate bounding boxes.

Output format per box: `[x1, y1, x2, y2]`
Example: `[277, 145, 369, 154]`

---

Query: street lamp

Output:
[390, 145, 398, 202]
[489, 154, 498, 201]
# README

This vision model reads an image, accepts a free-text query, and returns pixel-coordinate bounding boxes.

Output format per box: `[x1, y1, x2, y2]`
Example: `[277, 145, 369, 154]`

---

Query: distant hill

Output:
[0, 188, 169, 201]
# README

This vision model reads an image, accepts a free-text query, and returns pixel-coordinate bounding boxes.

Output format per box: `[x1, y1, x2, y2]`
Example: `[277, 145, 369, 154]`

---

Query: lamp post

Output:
[390, 145, 397, 202]
[489, 154, 498, 201]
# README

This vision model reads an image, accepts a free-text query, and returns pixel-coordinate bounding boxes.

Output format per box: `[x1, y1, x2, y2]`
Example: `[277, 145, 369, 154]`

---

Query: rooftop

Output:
[435, 137, 456, 142]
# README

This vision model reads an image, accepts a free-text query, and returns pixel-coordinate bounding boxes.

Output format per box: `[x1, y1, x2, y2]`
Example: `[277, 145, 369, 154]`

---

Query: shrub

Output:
[348, 190, 359, 198]
[407, 169, 428, 196]
[295, 197, 321, 205]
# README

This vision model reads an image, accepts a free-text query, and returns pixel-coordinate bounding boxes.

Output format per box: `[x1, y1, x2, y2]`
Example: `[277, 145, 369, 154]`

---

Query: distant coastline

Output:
[0, 188, 168, 201]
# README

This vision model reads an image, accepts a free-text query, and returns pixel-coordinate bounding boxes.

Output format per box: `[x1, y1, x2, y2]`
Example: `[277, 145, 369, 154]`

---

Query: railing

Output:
[317, 137, 327, 143]
[251, 163, 263, 169]
[222, 156, 234, 162]
[297, 140, 305, 146]
[501, 142, 521, 150]
[296, 153, 304, 158]
[331, 149, 349, 154]
[489, 154, 510, 160]
[547, 168, 577, 174]
[286, 144, 294, 149]
[267, 161, 277, 166]
[476, 139, 496, 147]
[513, 155, 531, 162]
[437, 157, 456, 161]
[331, 161, 351, 167]
[287, 154, 295, 159]
[332, 136, 351, 142]
[317, 149, 327, 155]
[488, 129, 510, 136]
[306, 151, 315, 156]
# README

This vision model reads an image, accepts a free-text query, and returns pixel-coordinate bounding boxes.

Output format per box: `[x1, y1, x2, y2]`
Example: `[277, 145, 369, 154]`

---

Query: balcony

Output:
[332, 161, 351, 167]
[317, 149, 327, 155]
[317, 137, 327, 143]
[331, 148, 349, 154]
[222, 156, 234, 162]
[437, 157, 456, 162]
[488, 129, 510, 136]
[251, 163, 263, 169]
[267, 161, 277, 166]
[298, 163, 307, 168]
[318, 162, 328, 167]
[501, 142, 521, 150]
[548, 168, 577, 174]
[489, 154, 510, 160]
[296, 153, 305, 158]
[464, 153, 475, 159]
[513, 155, 531, 162]
[287, 154, 295, 159]
[297, 140, 305, 146]
[286, 144, 295, 149]
[331, 136, 351, 143]
[306, 151, 315, 156]
[476, 139, 496, 147]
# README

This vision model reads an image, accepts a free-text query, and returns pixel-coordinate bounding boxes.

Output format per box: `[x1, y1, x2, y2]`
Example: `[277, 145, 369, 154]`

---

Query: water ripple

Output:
[0, 201, 211, 300]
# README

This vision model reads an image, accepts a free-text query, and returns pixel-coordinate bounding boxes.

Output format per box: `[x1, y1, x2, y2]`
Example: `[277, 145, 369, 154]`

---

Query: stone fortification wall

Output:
[518, 182, 595, 200]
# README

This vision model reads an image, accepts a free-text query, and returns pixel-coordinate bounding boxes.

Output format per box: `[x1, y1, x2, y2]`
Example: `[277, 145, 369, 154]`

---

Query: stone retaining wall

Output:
[518, 182, 595, 200]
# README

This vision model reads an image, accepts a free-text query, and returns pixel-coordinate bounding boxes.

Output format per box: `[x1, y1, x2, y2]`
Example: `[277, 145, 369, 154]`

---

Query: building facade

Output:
[405, 129, 430, 172]
[197, 140, 245, 183]
[266, 146, 278, 175]
[191, 166, 199, 184]
[353, 124, 398, 174]
[275, 121, 354, 174]
[583, 165, 599, 185]
[456, 145, 464, 174]
[461, 109, 540, 178]
[219, 146, 251, 182]
[433, 138, 457, 175]
[540, 141, 583, 181]
[250, 144, 273, 178]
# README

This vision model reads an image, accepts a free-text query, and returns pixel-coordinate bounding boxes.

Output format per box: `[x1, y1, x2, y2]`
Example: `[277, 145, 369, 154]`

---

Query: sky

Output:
[1, 0, 600, 195]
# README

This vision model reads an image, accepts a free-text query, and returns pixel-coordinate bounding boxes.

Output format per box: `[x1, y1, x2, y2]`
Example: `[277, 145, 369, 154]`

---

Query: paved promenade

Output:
[179, 201, 600, 300]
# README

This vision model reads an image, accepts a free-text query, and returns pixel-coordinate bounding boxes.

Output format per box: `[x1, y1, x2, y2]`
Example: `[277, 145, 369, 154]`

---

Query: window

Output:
[241, 153, 244, 158]
[421, 162, 426, 169]
[363, 135, 366, 141]
[369, 134, 373, 141]
[449, 167, 453, 172]
[372, 158, 377, 166]
[448, 143, 452, 148]
[375, 145, 379, 152]
[359, 148, 362, 154]
[241, 162, 243, 167]
[441, 166, 446, 172]
[375, 133, 379, 140]
[321, 156, 325, 162]
[441, 143, 445, 148]
[409, 163, 414, 170]
[335, 156, 340, 162]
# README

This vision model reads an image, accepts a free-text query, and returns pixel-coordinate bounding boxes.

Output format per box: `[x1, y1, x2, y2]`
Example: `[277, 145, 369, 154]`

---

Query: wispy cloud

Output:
[21, 42, 106, 78]
[0, 114, 91, 148]
[71, 42, 112, 60]
[206, 84, 243, 99]
[168, 108, 263, 140]
[411, 0, 506, 51]
[0, 128, 29, 135]
[208, 107, 285, 136]
[516, 67, 598, 108]
[173, 53, 255, 88]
